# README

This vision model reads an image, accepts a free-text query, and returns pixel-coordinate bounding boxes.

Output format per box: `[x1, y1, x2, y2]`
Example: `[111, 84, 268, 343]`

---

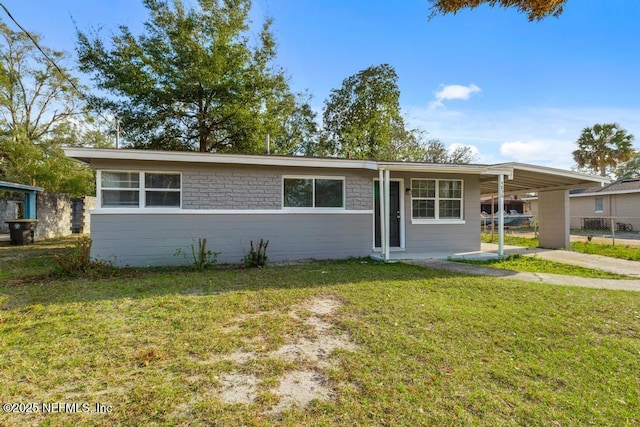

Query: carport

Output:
[481, 163, 609, 255]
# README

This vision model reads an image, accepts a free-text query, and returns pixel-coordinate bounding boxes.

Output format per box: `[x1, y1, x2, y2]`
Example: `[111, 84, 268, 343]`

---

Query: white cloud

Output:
[404, 105, 640, 170]
[429, 84, 481, 110]
[500, 140, 564, 163]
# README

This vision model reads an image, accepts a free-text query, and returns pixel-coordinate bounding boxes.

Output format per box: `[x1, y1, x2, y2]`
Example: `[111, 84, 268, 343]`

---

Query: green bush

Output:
[243, 239, 269, 268]
[175, 238, 220, 271]
[53, 236, 116, 278]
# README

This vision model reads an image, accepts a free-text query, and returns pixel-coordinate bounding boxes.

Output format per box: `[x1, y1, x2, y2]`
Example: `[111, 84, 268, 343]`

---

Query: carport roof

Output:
[0, 181, 43, 193]
[480, 163, 609, 196]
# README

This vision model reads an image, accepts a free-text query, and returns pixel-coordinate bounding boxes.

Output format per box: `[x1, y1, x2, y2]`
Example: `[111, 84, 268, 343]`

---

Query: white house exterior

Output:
[64, 148, 608, 266]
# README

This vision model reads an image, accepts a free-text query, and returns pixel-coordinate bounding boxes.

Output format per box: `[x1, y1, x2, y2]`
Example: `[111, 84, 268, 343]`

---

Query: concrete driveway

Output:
[406, 244, 640, 292]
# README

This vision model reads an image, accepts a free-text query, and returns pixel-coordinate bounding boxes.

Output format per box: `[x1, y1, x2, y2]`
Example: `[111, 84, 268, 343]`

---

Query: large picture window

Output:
[100, 171, 181, 208]
[411, 179, 463, 220]
[283, 177, 344, 208]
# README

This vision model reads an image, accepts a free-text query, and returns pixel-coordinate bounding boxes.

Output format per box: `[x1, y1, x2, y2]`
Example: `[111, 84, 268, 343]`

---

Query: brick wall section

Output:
[345, 174, 373, 210]
[182, 167, 282, 209]
[182, 165, 374, 210]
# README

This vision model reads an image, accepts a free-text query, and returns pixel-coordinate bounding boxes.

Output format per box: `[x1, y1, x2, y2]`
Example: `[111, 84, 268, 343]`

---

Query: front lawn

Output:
[1, 239, 639, 426]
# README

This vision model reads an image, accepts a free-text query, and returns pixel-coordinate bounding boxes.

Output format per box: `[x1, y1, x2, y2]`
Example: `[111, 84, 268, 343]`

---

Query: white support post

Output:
[378, 168, 386, 259]
[383, 169, 391, 261]
[498, 174, 505, 257]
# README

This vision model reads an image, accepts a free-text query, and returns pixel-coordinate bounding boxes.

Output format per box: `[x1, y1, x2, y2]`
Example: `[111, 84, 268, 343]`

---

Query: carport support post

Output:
[383, 169, 391, 261]
[538, 190, 570, 249]
[498, 174, 505, 257]
[378, 168, 387, 260]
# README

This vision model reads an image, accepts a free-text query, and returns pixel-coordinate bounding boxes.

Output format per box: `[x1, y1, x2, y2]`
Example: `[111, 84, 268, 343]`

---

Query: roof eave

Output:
[63, 147, 379, 170]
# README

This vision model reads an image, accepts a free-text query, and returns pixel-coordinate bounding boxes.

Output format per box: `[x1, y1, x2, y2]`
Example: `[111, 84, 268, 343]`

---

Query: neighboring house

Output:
[63, 148, 607, 266]
[569, 179, 640, 231]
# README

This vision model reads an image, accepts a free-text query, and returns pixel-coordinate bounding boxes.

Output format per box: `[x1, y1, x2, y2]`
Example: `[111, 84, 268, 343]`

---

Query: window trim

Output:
[410, 178, 465, 224]
[98, 170, 182, 209]
[594, 197, 604, 214]
[281, 175, 346, 210]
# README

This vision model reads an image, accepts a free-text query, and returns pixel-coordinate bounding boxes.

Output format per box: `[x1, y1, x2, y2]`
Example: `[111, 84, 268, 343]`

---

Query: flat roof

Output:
[0, 181, 44, 193]
[63, 148, 609, 196]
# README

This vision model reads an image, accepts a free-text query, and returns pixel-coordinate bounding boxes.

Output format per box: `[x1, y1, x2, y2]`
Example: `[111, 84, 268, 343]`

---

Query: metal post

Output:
[498, 174, 505, 257]
[115, 115, 120, 149]
[611, 217, 616, 246]
[378, 168, 386, 259]
[384, 169, 391, 261]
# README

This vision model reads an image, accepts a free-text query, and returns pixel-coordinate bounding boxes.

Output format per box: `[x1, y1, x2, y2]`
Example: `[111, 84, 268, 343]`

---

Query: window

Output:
[411, 179, 463, 220]
[283, 177, 344, 208]
[595, 197, 603, 213]
[100, 171, 181, 208]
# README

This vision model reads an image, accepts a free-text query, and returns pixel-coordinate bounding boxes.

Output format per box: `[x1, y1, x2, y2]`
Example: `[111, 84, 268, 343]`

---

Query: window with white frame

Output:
[283, 177, 344, 208]
[411, 179, 463, 220]
[595, 197, 603, 213]
[100, 171, 181, 208]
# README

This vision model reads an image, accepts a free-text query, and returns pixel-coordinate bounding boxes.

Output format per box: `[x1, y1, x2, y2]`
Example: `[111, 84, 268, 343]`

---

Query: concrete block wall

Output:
[182, 167, 281, 209]
[0, 199, 19, 233]
[1, 193, 96, 239]
[182, 165, 374, 210]
[35, 192, 73, 239]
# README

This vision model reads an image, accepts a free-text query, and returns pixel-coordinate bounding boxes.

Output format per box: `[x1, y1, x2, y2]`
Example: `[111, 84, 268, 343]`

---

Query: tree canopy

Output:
[0, 21, 102, 196]
[615, 150, 640, 181]
[321, 64, 424, 161]
[572, 123, 635, 177]
[427, 0, 568, 21]
[77, 0, 294, 154]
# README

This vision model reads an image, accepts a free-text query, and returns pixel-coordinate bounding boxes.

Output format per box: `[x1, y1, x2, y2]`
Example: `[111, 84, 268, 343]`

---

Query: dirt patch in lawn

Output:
[212, 295, 358, 414]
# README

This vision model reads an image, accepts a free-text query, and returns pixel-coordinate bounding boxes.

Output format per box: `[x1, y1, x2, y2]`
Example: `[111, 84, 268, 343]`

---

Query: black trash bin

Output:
[5, 219, 38, 245]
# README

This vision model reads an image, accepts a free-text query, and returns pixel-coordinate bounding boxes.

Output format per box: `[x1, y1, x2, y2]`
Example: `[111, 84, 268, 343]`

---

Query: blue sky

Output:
[4, 0, 640, 169]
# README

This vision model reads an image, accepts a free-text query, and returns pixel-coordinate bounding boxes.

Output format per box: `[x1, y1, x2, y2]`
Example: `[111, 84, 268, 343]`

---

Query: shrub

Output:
[244, 238, 269, 268]
[53, 236, 117, 278]
[175, 238, 220, 271]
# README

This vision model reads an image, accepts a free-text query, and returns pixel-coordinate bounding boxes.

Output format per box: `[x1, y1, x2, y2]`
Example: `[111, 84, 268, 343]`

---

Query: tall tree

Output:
[421, 140, 477, 164]
[427, 0, 567, 21]
[615, 150, 640, 180]
[0, 21, 101, 195]
[572, 123, 634, 177]
[322, 64, 420, 161]
[76, 0, 293, 154]
[270, 92, 320, 156]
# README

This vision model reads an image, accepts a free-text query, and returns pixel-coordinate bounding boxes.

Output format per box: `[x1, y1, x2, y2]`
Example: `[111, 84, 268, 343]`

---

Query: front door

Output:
[374, 181, 401, 248]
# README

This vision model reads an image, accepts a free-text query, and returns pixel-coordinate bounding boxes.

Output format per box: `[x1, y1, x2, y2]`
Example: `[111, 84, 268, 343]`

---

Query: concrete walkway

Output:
[405, 245, 640, 292]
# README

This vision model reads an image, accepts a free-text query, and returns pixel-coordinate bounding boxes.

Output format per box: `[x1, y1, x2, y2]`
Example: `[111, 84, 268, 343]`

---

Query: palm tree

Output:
[572, 123, 635, 177]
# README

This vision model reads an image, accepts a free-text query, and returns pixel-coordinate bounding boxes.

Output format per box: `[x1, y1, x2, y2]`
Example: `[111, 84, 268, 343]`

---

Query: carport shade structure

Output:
[479, 163, 610, 255]
[0, 181, 43, 219]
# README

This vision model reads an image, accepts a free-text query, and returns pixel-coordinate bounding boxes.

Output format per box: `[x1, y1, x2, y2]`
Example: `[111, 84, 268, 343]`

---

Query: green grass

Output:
[1, 239, 639, 426]
[481, 233, 539, 248]
[482, 233, 640, 262]
[571, 241, 640, 261]
[453, 255, 632, 279]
